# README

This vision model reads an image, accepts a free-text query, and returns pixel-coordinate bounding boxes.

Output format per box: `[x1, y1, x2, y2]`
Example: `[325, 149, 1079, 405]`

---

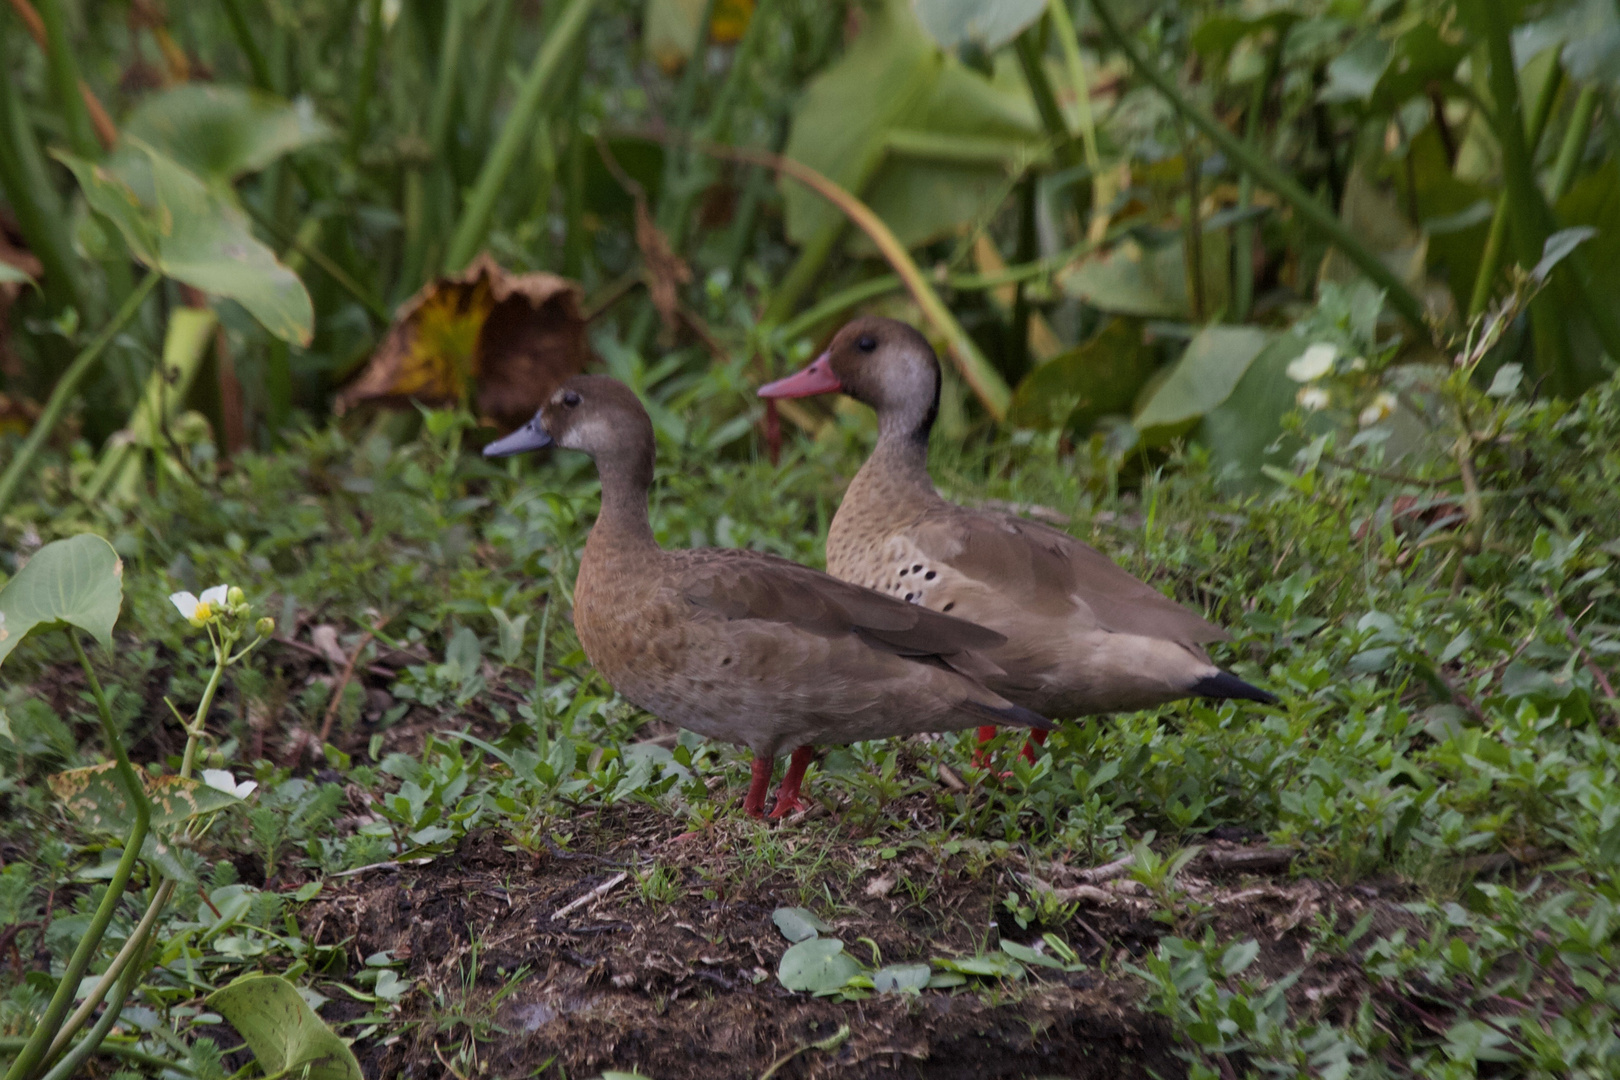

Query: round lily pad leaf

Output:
[772, 906, 832, 943]
[778, 937, 862, 995]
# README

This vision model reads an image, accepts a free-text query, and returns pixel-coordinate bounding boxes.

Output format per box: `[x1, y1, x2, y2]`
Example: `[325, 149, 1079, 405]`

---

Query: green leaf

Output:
[1134, 325, 1272, 444]
[206, 975, 363, 1080]
[999, 939, 1069, 970]
[0, 534, 122, 667]
[0, 261, 35, 287]
[1318, 162, 1427, 296]
[49, 763, 243, 834]
[56, 140, 313, 345]
[935, 951, 1025, 979]
[1318, 34, 1388, 104]
[871, 962, 932, 993]
[777, 937, 863, 994]
[772, 906, 832, 943]
[121, 84, 334, 185]
[782, 0, 1041, 251]
[1194, 334, 1313, 488]
[1220, 939, 1260, 976]
[912, 0, 1048, 51]
[1009, 317, 1153, 433]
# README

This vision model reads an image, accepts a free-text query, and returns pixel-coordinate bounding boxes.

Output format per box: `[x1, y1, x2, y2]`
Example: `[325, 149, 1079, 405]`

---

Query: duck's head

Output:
[483, 375, 654, 470]
[758, 317, 940, 439]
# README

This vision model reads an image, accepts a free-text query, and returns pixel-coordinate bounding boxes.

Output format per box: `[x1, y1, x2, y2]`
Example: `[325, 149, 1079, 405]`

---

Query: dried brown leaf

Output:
[335, 253, 589, 430]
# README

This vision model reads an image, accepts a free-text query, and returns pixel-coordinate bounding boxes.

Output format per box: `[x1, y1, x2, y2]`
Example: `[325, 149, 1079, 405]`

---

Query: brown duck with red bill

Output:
[758, 317, 1274, 756]
[484, 374, 1053, 818]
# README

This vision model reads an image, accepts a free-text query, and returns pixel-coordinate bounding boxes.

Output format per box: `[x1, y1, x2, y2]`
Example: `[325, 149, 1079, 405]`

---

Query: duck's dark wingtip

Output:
[966, 699, 1057, 731]
[1193, 670, 1278, 705]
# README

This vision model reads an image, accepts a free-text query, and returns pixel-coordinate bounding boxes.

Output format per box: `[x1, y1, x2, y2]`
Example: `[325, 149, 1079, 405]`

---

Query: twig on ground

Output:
[316, 615, 391, 749]
[552, 872, 629, 921]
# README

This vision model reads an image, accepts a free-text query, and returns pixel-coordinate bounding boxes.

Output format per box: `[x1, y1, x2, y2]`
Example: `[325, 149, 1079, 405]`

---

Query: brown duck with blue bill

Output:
[758, 317, 1274, 756]
[484, 374, 1053, 818]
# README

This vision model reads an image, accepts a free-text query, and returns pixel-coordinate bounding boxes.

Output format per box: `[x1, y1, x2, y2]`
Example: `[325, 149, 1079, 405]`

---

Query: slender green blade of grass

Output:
[444, 0, 598, 274]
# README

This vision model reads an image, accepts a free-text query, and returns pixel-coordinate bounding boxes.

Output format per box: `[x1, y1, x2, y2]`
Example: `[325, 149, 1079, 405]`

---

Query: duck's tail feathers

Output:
[1192, 670, 1277, 705]
[963, 698, 1056, 731]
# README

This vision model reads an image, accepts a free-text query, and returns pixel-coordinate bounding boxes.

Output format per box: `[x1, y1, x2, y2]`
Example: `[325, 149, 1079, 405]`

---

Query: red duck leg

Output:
[767, 746, 815, 820]
[1021, 728, 1050, 764]
[744, 755, 773, 818]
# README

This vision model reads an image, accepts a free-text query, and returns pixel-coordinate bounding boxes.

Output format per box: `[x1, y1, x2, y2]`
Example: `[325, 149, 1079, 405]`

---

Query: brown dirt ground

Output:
[301, 805, 1419, 1080]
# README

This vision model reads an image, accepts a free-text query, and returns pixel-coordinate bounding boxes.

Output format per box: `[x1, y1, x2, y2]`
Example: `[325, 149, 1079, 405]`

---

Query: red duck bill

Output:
[757, 353, 842, 399]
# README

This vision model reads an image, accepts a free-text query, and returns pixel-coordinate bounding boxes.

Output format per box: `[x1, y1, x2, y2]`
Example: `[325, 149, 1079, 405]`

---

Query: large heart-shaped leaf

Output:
[1009, 318, 1153, 433]
[57, 140, 313, 345]
[912, 0, 1047, 51]
[1134, 325, 1272, 445]
[782, 0, 1042, 251]
[121, 84, 333, 185]
[0, 534, 122, 667]
[207, 975, 362, 1080]
[49, 762, 243, 833]
[778, 937, 862, 995]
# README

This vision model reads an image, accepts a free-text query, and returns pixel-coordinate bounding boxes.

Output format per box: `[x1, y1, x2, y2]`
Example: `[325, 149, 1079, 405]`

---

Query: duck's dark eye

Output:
[562, 390, 582, 407]
[856, 334, 878, 353]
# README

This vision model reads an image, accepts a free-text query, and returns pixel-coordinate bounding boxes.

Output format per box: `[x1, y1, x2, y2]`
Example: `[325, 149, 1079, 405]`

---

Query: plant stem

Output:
[444, 0, 597, 273]
[0, 1038, 192, 1077]
[699, 141, 1013, 418]
[1548, 85, 1598, 203]
[3, 633, 152, 1080]
[0, 13, 81, 314]
[1047, 0, 1101, 175]
[34, 0, 97, 157]
[0, 271, 159, 519]
[1015, 24, 1088, 221]
[1466, 53, 1563, 319]
[426, 0, 467, 159]
[465, 0, 517, 160]
[1181, 133, 1205, 323]
[773, 232, 1107, 343]
[43, 879, 174, 1066]
[1234, 28, 1288, 322]
[348, 0, 384, 163]
[1086, 0, 1429, 331]
[218, 0, 273, 89]
[1474, 0, 1582, 392]
[38, 921, 152, 1080]
[181, 644, 230, 779]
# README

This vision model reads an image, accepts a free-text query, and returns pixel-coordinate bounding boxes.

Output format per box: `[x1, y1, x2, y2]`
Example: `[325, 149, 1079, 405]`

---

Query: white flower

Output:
[1287, 343, 1338, 382]
[202, 769, 258, 800]
[1358, 391, 1398, 428]
[1297, 386, 1331, 412]
[170, 585, 231, 626]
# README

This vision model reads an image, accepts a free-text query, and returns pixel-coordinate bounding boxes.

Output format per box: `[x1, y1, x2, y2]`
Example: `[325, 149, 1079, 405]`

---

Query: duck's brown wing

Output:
[910, 506, 1230, 648]
[675, 548, 1006, 659]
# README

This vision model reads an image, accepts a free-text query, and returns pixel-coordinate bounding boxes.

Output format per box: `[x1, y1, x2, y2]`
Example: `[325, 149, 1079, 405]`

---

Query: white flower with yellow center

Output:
[1359, 391, 1398, 428]
[202, 769, 259, 800]
[170, 585, 230, 627]
[1287, 343, 1338, 382]
[1297, 386, 1331, 412]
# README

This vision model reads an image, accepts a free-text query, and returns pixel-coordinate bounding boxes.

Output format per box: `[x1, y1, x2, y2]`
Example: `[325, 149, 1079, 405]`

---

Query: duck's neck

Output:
[847, 412, 941, 512]
[587, 450, 659, 554]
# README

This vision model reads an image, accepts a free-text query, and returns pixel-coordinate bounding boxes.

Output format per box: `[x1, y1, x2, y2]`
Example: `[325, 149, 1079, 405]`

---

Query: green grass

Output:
[2, 336, 1619, 1076]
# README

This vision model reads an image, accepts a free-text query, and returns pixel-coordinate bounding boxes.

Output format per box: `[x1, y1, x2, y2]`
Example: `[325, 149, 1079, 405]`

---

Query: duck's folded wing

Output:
[911, 508, 1230, 646]
[678, 550, 1006, 659]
